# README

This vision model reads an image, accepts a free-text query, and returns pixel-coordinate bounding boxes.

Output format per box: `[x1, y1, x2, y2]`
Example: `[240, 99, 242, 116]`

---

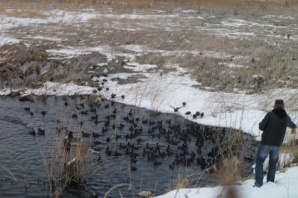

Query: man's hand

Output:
[291, 128, 297, 134]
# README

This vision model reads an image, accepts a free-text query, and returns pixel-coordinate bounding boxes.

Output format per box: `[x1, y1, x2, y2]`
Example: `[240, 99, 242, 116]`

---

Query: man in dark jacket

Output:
[254, 99, 297, 187]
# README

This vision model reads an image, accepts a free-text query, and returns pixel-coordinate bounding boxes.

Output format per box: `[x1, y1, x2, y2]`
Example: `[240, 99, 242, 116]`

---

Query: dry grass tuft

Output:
[40, 119, 97, 196]
[0, 0, 297, 16]
[282, 137, 298, 164]
[87, 94, 103, 106]
[174, 174, 190, 190]
[217, 156, 242, 186]
[166, 171, 190, 193]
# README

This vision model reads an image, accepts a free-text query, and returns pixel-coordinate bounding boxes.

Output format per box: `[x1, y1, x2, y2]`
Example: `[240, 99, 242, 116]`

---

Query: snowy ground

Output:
[1, 5, 298, 198]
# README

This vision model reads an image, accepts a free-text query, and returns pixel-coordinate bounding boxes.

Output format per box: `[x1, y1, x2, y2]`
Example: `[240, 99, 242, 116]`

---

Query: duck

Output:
[119, 143, 127, 149]
[115, 134, 121, 141]
[158, 149, 167, 158]
[79, 102, 85, 108]
[153, 159, 162, 167]
[105, 146, 112, 156]
[106, 137, 111, 143]
[37, 128, 45, 135]
[200, 112, 204, 118]
[128, 109, 133, 116]
[41, 110, 47, 116]
[90, 107, 97, 113]
[80, 110, 88, 115]
[72, 113, 78, 118]
[125, 148, 133, 155]
[104, 103, 110, 109]
[104, 117, 110, 127]
[92, 138, 102, 147]
[185, 111, 191, 115]
[111, 93, 116, 99]
[28, 128, 36, 136]
[91, 114, 98, 121]
[24, 106, 30, 111]
[136, 137, 143, 144]
[142, 148, 147, 157]
[81, 130, 90, 138]
[169, 105, 182, 112]
[67, 131, 74, 139]
[112, 150, 122, 157]
[130, 155, 137, 163]
[166, 145, 174, 156]
[118, 123, 125, 130]
[92, 131, 100, 138]
[97, 155, 103, 164]
[102, 127, 108, 133]
[129, 162, 137, 171]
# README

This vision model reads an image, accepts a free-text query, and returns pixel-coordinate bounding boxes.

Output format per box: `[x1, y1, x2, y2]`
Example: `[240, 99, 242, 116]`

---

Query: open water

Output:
[0, 95, 257, 197]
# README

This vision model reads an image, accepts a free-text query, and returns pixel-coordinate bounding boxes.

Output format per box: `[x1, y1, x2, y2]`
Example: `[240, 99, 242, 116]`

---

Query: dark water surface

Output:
[0, 96, 257, 197]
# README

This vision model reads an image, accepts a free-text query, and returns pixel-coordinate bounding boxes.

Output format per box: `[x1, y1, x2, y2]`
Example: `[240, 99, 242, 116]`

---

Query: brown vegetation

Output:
[0, 0, 297, 14]
[1, 0, 297, 95]
[40, 118, 98, 197]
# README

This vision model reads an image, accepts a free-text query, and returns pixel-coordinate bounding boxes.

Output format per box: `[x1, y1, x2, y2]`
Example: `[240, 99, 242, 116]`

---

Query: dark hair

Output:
[274, 99, 284, 108]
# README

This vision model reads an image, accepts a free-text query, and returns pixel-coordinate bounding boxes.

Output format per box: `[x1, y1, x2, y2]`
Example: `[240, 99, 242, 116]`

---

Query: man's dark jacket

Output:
[259, 108, 297, 146]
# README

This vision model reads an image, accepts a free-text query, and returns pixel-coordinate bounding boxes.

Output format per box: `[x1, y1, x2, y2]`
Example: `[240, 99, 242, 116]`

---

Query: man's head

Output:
[274, 99, 285, 109]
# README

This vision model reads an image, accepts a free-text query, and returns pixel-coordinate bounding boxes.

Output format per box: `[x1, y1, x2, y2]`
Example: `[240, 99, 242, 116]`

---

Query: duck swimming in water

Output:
[28, 128, 36, 136]
[37, 128, 45, 135]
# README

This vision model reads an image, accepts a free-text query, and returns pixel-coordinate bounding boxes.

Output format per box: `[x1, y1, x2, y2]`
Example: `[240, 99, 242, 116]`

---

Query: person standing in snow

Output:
[254, 99, 297, 187]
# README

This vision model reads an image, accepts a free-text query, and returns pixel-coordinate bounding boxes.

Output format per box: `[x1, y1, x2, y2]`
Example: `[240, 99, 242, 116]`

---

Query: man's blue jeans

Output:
[255, 144, 280, 186]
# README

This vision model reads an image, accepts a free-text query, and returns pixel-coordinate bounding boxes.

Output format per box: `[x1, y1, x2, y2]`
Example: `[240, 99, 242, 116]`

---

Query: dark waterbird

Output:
[185, 111, 191, 115]
[153, 159, 162, 167]
[28, 128, 36, 136]
[104, 103, 109, 109]
[37, 128, 45, 135]
[111, 93, 116, 99]
[72, 113, 78, 118]
[92, 132, 100, 138]
[41, 110, 47, 116]
[97, 155, 103, 164]
[81, 130, 90, 138]
[92, 138, 102, 147]
[24, 106, 30, 111]
[200, 112, 204, 118]
[169, 105, 182, 112]
[81, 110, 88, 115]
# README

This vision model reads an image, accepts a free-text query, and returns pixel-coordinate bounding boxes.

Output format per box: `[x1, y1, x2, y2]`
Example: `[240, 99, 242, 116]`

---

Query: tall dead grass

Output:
[0, 0, 297, 15]
[40, 114, 97, 197]
[282, 136, 298, 164]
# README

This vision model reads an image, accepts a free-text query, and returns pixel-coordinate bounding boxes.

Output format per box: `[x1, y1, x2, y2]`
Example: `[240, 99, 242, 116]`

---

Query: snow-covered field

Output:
[1, 3, 298, 197]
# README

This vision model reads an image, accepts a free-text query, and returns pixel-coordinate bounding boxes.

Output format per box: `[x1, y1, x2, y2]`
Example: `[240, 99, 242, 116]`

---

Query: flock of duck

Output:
[22, 89, 255, 181]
